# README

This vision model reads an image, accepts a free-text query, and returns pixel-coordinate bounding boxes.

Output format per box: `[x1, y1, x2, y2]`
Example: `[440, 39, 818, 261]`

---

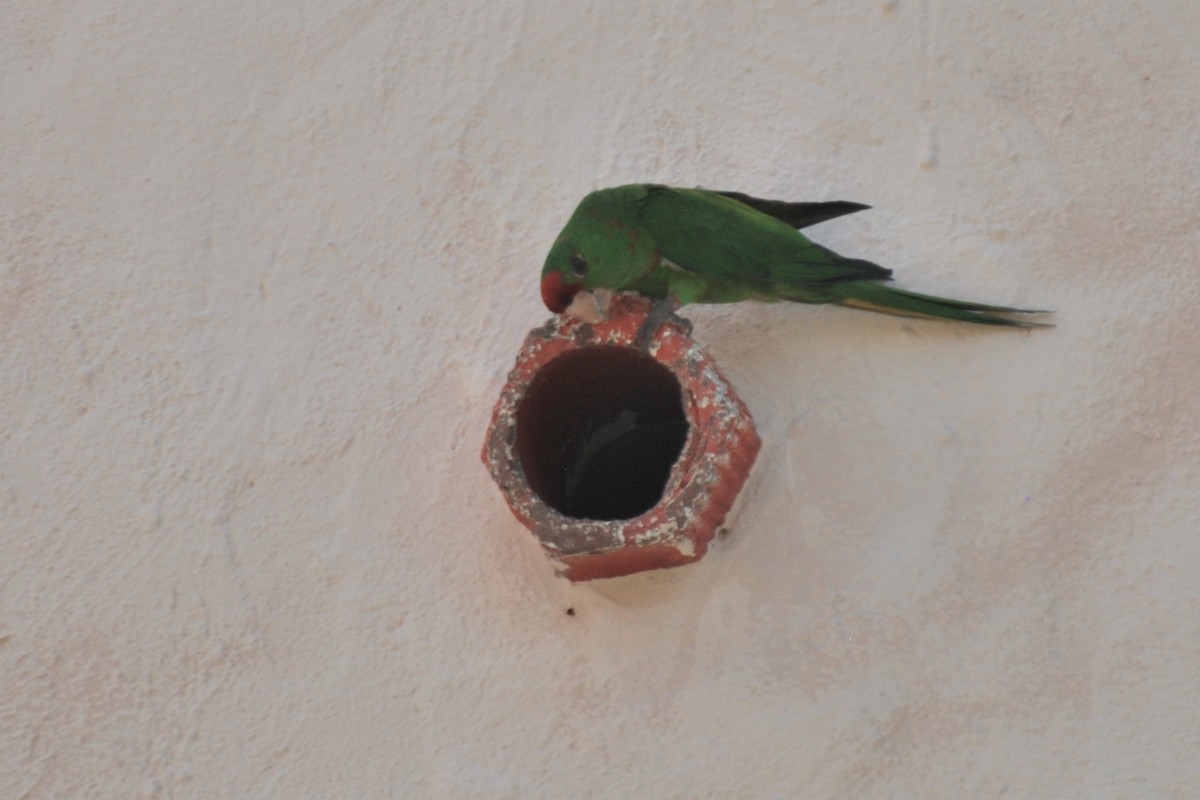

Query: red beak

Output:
[541, 272, 581, 313]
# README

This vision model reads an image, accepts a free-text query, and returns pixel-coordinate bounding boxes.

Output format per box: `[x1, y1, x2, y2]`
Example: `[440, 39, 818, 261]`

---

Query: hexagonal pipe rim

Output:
[482, 294, 761, 581]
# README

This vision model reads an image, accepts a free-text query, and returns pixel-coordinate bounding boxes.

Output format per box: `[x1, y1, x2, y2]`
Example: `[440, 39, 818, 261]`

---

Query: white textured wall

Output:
[4, 2, 1198, 797]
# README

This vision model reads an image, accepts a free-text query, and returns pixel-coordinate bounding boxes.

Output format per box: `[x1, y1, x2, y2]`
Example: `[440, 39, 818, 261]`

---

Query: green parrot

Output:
[540, 184, 1046, 340]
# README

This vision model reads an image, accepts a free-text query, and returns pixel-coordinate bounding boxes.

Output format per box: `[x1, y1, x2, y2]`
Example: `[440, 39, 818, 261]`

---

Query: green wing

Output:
[639, 186, 891, 294]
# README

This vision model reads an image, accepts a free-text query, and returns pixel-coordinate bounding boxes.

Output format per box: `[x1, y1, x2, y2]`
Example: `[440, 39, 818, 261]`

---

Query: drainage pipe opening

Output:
[515, 345, 689, 521]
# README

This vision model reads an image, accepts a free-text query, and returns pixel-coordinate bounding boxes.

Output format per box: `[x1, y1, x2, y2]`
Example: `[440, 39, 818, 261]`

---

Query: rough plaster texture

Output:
[2, 2, 1198, 797]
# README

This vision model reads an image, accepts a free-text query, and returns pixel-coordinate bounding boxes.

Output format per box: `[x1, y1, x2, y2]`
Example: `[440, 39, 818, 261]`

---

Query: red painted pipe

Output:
[482, 294, 760, 581]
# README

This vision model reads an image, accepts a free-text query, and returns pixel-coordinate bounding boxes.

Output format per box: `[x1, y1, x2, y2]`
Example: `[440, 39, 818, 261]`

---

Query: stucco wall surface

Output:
[3, 2, 1198, 797]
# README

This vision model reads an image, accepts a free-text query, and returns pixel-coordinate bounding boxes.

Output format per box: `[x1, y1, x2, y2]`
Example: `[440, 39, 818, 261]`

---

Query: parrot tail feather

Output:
[830, 282, 1052, 328]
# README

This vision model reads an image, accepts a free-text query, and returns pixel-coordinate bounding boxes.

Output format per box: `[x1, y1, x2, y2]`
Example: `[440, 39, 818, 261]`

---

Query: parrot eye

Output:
[569, 254, 588, 278]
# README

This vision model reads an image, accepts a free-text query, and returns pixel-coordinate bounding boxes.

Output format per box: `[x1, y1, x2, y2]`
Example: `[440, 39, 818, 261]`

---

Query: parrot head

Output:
[540, 187, 659, 313]
[540, 236, 594, 312]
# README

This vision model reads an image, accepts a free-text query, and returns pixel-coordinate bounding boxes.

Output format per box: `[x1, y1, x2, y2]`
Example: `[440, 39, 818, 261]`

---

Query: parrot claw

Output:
[636, 297, 692, 355]
[673, 313, 694, 337]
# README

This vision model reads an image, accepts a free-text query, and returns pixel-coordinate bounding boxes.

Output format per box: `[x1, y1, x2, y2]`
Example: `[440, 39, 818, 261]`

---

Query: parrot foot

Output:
[636, 297, 693, 355]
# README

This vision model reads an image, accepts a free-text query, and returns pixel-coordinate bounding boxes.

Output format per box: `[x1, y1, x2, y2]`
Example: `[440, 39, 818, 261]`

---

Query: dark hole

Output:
[515, 345, 689, 521]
